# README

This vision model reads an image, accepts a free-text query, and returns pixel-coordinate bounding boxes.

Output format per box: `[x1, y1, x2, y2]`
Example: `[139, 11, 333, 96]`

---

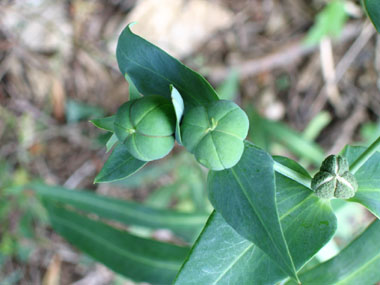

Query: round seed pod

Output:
[180, 100, 249, 170]
[114, 95, 176, 161]
[311, 155, 358, 199]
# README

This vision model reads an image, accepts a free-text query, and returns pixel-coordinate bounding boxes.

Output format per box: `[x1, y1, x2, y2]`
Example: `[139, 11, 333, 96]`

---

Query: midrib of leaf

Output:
[335, 253, 380, 284]
[52, 214, 182, 271]
[212, 244, 256, 284]
[42, 190, 207, 226]
[230, 167, 297, 277]
[96, 155, 136, 181]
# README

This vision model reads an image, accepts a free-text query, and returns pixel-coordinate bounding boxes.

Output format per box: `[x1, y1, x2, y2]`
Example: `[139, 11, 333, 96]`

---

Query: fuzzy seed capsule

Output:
[311, 155, 358, 199]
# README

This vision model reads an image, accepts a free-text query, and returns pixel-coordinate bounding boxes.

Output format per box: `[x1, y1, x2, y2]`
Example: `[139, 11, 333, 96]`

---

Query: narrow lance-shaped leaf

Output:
[176, 156, 337, 284]
[90, 115, 115, 132]
[208, 142, 298, 280]
[286, 219, 380, 284]
[116, 24, 219, 108]
[342, 145, 380, 218]
[170, 85, 184, 144]
[364, 0, 380, 32]
[31, 183, 207, 242]
[95, 143, 147, 183]
[44, 201, 189, 285]
[106, 133, 118, 152]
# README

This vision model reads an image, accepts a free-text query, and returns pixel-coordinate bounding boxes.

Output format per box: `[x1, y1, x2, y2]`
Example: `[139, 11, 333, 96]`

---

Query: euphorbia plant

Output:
[32, 2, 380, 284]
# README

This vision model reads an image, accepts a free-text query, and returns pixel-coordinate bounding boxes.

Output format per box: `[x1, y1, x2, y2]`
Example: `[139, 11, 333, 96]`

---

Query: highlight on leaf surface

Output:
[114, 95, 176, 161]
[180, 100, 249, 170]
[311, 155, 358, 199]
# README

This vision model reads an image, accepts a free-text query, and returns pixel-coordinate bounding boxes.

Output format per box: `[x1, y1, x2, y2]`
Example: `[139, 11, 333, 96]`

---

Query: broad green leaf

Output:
[170, 85, 184, 144]
[44, 202, 189, 284]
[342, 146, 380, 218]
[90, 115, 115, 132]
[95, 144, 146, 183]
[208, 143, 298, 280]
[116, 24, 219, 108]
[286, 219, 380, 284]
[364, 0, 380, 32]
[31, 183, 207, 242]
[305, 0, 347, 46]
[105, 133, 118, 152]
[176, 156, 337, 284]
[125, 73, 141, 101]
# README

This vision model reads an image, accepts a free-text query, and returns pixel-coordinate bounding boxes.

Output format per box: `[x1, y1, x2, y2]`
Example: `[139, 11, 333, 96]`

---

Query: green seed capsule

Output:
[114, 95, 176, 161]
[180, 100, 249, 170]
[311, 155, 358, 199]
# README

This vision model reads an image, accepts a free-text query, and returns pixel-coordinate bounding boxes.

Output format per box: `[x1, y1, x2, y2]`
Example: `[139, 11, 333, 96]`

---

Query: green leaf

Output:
[342, 146, 380, 218]
[305, 0, 347, 46]
[170, 85, 184, 144]
[44, 202, 189, 284]
[287, 219, 380, 284]
[90, 115, 115, 132]
[116, 24, 219, 108]
[105, 133, 118, 153]
[208, 142, 298, 280]
[125, 73, 141, 101]
[31, 183, 207, 242]
[95, 144, 147, 183]
[364, 0, 380, 32]
[176, 157, 337, 284]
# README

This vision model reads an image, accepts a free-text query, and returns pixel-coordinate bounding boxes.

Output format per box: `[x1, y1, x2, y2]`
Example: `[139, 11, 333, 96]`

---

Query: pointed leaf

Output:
[32, 183, 207, 242]
[44, 202, 189, 284]
[95, 144, 147, 183]
[176, 157, 337, 284]
[287, 219, 380, 284]
[208, 142, 298, 280]
[90, 115, 115, 132]
[364, 0, 380, 32]
[342, 146, 380, 218]
[116, 24, 219, 108]
[170, 85, 184, 144]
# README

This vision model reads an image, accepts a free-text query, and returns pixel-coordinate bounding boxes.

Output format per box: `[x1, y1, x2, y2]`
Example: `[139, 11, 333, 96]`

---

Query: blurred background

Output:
[0, 0, 379, 284]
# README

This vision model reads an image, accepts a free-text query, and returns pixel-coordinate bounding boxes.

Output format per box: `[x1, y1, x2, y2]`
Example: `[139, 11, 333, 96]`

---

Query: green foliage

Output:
[44, 201, 189, 285]
[40, 19, 380, 284]
[176, 156, 337, 284]
[208, 142, 298, 280]
[286, 219, 380, 284]
[94, 144, 147, 183]
[305, 0, 347, 45]
[114, 95, 176, 161]
[66, 99, 104, 123]
[181, 100, 249, 170]
[364, 0, 380, 32]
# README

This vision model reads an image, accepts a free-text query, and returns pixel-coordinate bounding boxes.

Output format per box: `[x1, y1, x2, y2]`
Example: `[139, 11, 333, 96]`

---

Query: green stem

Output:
[350, 136, 380, 174]
[273, 161, 312, 189]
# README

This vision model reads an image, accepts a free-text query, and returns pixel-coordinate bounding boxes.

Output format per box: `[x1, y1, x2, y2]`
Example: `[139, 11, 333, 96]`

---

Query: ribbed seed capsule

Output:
[311, 155, 358, 199]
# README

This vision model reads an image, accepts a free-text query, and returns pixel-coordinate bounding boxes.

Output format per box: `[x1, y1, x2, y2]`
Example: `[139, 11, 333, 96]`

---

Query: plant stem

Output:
[273, 161, 312, 189]
[350, 136, 380, 174]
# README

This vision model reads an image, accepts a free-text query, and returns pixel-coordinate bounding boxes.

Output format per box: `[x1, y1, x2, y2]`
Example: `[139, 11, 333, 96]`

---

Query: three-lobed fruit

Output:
[114, 95, 176, 161]
[180, 100, 249, 171]
[311, 155, 358, 199]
